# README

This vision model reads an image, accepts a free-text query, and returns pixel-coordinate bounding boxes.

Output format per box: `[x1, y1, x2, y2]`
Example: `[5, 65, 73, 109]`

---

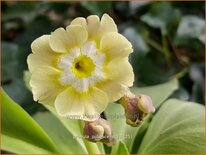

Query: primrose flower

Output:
[27, 14, 134, 120]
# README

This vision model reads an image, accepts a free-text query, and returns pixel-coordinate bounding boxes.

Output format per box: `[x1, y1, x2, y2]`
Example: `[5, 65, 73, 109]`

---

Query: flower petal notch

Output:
[118, 90, 155, 127]
[27, 14, 134, 121]
[83, 118, 115, 146]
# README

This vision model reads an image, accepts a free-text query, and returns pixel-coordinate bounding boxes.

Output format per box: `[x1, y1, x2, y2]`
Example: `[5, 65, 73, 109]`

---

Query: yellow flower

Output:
[27, 14, 134, 120]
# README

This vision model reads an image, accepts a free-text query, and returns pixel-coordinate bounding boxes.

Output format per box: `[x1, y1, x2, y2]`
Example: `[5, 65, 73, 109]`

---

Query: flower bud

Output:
[83, 118, 115, 146]
[137, 94, 155, 113]
[118, 90, 155, 127]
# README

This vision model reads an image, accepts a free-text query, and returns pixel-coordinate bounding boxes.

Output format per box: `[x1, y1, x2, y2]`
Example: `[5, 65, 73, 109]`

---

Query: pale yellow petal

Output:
[97, 81, 127, 102]
[30, 66, 64, 105]
[54, 87, 84, 118]
[70, 17, 87, 27]
[105, 57, 134, 87]
[70, 14, 117, 42]
[99, 13, 118, 36]
[86, 15, 100, 39]
[55, 87, 108, 121]
[28, 35, 60, 73]
[71, 15, 100, 40]
[66, 25, 88, 47]
[31, 35, 51, 54]
[49, 25, 88, 53]
[97, 57, 134, 102]
[49, 27, 70, 53]
[83, 87, 108, 120]
[93, 13, 117, 42]
[100, 32, 133, 60]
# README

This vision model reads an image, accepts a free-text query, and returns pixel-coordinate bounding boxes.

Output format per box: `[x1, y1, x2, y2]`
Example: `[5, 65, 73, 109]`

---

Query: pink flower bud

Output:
[83, 118, 115, 146]
[118, 90, 155, 127]
[137, 94, 155, 113]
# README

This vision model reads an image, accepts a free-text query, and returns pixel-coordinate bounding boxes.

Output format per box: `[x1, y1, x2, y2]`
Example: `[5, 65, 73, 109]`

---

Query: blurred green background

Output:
[1, 1, 205, 115]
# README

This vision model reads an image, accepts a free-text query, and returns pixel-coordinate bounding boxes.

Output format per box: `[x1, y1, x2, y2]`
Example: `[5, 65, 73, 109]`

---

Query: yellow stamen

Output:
[71, 55, 95, 78]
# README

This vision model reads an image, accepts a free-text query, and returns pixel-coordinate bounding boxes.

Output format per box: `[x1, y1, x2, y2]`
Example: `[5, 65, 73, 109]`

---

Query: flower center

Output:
[71, 55, 95, 78]
[58, 42, 106, 93]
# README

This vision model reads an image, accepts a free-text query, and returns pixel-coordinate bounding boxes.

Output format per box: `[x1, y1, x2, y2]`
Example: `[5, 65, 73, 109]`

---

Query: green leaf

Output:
[105, 79, 178, 152]
[81, 1, 112, 16]
[3, 77, 40, 115]
[111, 141, 129, 154]
[1, 89, 57, 153]
[2, 42, 19, 82]
[176, 15, 205, 43]
[2, 135, 52, 154]
[141, 2, 181, 35]
[137, 99, 205, 154]
[39, 2, 70, 14]
[2, 2, 37, 23]
[15, 15, 53, 45]
[23, 70, 32, 91]
[33, 112, 88, 154]
[132, 79, 178, 108]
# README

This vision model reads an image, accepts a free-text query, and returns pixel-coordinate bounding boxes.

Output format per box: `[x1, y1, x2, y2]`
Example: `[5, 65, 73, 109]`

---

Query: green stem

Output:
[161, 33, 171, 63]
[145, 38, 163, 53]
[170, 68, 189, 79]
[78, 120, 101, 154]
[84, 140, 101, 154]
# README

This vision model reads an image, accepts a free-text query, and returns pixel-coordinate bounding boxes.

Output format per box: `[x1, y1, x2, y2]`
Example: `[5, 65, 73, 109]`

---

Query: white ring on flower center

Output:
[58, 42, 106, 93]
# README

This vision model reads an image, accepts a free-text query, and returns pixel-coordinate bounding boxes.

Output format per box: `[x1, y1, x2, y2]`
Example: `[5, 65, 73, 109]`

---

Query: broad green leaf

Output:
[3, 78, 41, 115]
[33, 112, 87, 154]
[1, 89, 57, 153]
[138, 99, 205, 153]
[2, 2, 37, 23]
[176, 16, 205, 43]
[81, 1, 112, 16]
[39, 2, 70, 14]
[105, 79, 178, 152]
[111, 141, 129, 154]
[129, 1, 150, 12]
[2, 42, 19, 82]
[132, 79, 178, 108]
[1, 135, 51, 154]
[141, 2, 181, 35]
[15, 15, 53, 45]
